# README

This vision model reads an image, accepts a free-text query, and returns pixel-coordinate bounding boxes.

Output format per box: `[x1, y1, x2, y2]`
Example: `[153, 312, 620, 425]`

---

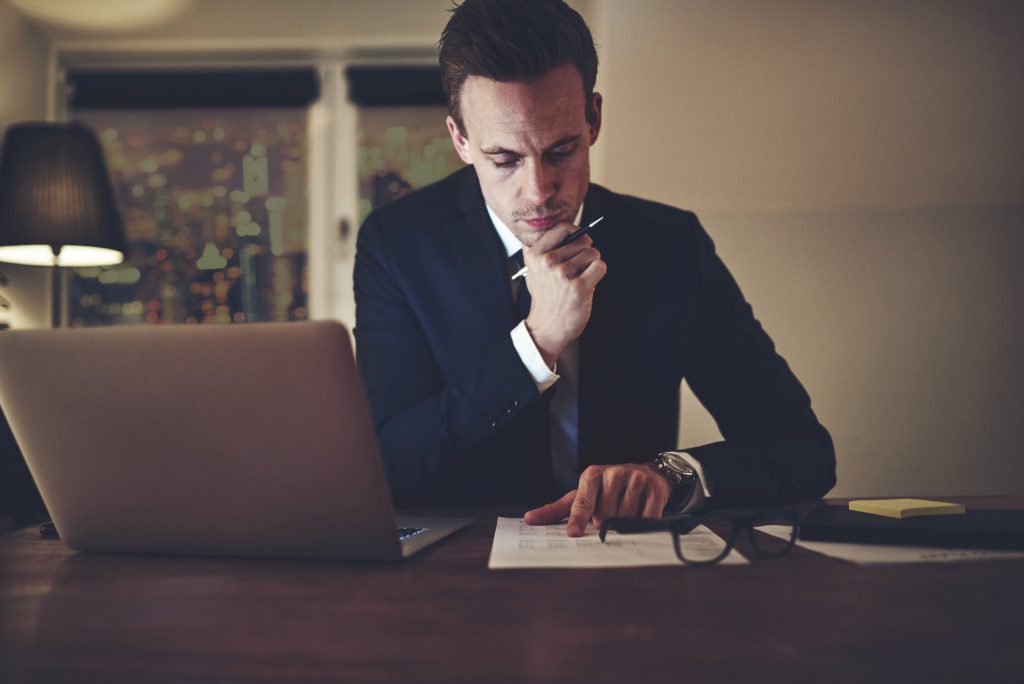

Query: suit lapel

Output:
[443, 169, 517, 340]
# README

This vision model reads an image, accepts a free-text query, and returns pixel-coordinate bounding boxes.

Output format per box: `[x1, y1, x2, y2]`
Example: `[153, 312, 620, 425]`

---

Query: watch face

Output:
[660, 452, 695, 477]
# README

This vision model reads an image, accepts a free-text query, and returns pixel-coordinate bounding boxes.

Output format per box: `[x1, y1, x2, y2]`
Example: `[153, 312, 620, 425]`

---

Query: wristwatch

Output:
[653, 451, 697, 511]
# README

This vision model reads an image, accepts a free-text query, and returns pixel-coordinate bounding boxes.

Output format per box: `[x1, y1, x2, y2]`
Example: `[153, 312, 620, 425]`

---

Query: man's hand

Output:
[523, 222, 607, 368]
[523, 463, 673, 537]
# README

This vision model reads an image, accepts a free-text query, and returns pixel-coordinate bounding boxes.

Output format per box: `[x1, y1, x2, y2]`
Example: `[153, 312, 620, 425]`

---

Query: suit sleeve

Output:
[680, 218, 837, 508]
[353, 213, 540, 507]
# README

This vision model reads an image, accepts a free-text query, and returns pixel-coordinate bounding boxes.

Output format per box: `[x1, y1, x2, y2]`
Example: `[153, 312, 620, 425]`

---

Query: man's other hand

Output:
[523, 463, 673, 537]
[523, 222, 606, 368]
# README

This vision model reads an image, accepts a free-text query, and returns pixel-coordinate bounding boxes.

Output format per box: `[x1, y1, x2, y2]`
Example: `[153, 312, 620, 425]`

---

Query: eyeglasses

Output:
[599, 508, 800, 566]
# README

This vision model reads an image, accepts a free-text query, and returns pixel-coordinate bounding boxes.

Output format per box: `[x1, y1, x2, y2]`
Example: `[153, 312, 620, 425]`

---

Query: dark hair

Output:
[438, 0, 599, 133]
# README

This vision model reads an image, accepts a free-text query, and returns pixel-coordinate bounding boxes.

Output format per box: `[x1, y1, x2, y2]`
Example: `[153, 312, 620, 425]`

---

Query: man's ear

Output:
[446, 115, 474, 165]
[587, 92, 603, 146]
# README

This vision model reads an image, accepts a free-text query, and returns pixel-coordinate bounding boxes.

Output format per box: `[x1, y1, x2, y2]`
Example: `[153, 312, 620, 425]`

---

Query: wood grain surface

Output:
[1, 497, 1022, 683]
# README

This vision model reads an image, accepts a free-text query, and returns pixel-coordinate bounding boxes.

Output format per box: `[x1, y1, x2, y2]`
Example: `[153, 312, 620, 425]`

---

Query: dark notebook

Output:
[799, 504, 1024, 550]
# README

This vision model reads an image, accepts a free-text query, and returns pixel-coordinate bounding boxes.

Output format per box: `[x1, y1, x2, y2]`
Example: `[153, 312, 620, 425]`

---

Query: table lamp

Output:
[0, 122, 127, 327]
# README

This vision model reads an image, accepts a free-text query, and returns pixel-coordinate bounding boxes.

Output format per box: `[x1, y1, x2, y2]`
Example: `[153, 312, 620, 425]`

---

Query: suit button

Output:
[512, 399, 519, 408]
[489, 420, 498, 429]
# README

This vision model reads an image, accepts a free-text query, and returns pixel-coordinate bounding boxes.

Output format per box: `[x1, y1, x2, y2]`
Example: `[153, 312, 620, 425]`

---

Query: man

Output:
[354, 0, 835, 537]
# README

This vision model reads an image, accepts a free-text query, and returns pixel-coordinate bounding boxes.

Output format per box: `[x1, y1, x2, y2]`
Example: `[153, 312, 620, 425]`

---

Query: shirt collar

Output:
[485, 203, 585, 258]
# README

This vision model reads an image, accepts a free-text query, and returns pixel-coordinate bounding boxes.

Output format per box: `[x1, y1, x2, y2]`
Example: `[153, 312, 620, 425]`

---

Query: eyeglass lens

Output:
[675, 516, 736, 564]
[674, 511, 797, 564]
[748, 510, 798, 557]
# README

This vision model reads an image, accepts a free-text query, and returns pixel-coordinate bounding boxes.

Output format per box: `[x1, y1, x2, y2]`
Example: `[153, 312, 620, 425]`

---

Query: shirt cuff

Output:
[662, 451, 712, 513]
[510, 320, 559, 393]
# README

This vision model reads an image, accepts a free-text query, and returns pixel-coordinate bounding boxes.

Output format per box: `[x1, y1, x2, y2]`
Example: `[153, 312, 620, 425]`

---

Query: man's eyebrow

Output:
[479, 134, 582, 156]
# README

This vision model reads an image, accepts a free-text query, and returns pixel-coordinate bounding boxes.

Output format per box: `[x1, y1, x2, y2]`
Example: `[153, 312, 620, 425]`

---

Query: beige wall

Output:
[594, 0, 1023, 211]
[0, 1, 48, 126]
[0, 0, 51, 330]
[593, 0, 1024, 496]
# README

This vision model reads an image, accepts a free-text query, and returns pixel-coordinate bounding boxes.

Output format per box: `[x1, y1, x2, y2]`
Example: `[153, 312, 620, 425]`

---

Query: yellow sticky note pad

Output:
[848, 498, 965, 519]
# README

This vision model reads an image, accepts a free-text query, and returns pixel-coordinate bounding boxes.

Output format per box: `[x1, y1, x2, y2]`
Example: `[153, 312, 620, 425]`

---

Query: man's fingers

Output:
[642, 486, 667, 518]
[531, 466, 669, 537]
[530, 222, 577, 252]
[577, 257, 607, 289]
[594, 467, 626, 526]
[550, 235, 594, 262]
[567, 467, 602, 537]
[523, 489, 577, 525]
[561, 246, 601, 278]
[618, 471, 647, 518]
[531, 235, 593, 273]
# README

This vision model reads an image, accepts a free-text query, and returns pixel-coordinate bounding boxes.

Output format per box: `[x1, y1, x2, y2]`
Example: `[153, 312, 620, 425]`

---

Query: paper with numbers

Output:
[487, 517, 748, 569]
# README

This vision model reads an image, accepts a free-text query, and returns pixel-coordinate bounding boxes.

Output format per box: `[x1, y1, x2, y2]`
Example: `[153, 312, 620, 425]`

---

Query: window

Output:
[65, 69, 317, 326]
[357, 105, 462, 223]
[348, 67, 462, 220]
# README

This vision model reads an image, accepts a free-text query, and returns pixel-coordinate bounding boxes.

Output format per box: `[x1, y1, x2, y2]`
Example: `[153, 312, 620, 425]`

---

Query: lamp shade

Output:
[0, 122, 126, 267]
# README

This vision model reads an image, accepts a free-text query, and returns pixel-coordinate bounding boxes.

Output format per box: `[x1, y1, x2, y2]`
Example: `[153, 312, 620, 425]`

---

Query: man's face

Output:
[446, 63, 602, 247]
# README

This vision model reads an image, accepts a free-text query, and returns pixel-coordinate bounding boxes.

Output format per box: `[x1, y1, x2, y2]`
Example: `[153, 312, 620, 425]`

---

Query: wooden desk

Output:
[2, 497, 1022, 683]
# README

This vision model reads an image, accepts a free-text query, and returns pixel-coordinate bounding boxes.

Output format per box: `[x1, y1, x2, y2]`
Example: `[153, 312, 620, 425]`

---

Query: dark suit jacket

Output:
[354, 166, 836, 509]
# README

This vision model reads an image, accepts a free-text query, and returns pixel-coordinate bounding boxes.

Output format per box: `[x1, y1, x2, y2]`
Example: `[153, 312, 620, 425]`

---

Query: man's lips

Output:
[521, 215, 562, 230]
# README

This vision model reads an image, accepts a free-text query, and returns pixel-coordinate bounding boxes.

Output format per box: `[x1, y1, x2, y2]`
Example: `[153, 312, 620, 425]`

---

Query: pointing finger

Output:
[523, 490, 577, 525]
[567, 466, 602, 537]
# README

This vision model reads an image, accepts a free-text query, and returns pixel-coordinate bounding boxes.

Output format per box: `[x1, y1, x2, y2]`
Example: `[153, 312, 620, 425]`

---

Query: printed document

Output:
[488, 517, 748, 569]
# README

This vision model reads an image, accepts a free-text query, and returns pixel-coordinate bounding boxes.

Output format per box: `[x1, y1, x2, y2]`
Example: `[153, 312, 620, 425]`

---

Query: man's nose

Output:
[521, 159, 558, 207]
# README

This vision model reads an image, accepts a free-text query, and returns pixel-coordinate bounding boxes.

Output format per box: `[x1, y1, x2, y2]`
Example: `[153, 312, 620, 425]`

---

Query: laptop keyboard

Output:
[397, 527, 426, 541]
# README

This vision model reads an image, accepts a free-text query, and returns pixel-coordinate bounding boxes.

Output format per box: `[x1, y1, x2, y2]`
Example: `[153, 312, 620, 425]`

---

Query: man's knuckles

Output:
[571, 494, 596, 511]
[533, 223, 575, 250]
[626, 472, 647, 496]
[601, 467, 626, 491]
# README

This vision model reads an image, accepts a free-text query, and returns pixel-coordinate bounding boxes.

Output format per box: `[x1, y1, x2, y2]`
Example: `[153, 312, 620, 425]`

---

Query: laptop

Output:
[0, 321, 471, 561]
